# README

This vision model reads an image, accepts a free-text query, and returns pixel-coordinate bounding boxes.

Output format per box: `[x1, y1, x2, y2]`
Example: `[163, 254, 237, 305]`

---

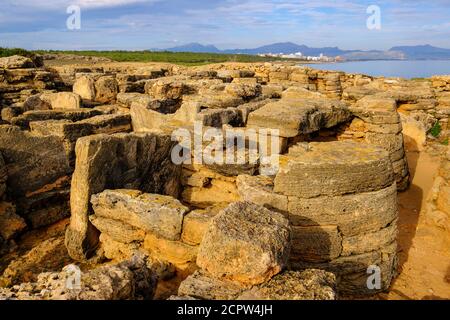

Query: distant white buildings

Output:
[257, 52, 336, 62]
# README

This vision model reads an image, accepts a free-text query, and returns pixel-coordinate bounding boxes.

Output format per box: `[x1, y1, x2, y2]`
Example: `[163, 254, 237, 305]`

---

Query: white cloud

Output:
[5, 0, 159, 10]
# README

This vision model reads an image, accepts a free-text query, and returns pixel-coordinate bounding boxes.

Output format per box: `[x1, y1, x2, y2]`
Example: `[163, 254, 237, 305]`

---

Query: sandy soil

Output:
[381, 151, 450, 300]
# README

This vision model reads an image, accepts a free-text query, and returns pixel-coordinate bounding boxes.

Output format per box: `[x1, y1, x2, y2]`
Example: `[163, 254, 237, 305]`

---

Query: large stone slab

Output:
[197, 201, 291, 286]
[0, 125, 71, 197]
[288, 183, 398, 236]
[65, 132, 181, 261]
[247, 98, 351, 137]
[274, 141, 394, 197]
[91, 189, 188, 241]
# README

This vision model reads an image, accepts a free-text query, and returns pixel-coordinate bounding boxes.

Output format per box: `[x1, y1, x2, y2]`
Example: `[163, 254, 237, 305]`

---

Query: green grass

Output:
[35, 50, 293, 66]
[0, 47, 35, 58]
[429, 122, 442, 138]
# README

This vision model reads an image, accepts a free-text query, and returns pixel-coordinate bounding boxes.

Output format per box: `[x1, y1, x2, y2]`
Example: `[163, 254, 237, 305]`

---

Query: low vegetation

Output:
[429, 121, 442, 138]
[0, 47, 35, 58]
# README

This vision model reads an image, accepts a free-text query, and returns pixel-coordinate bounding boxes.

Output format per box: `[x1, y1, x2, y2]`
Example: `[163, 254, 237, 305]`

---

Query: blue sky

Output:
[1, 0, 449, 50]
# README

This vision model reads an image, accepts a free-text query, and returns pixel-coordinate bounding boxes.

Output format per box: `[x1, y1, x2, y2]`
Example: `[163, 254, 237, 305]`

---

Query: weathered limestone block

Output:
[100, 233, 141, 261]
[30, 114, 131, 165]
[143, 232, 198, 271]
[65, 132, 181, 261]
[0, 125, 71, 198]
[236, 174, 288, 212]
[89, 215, 146, 244]
[261, 84, 284, 98]
[116, 92, 144, 107]
[0, 55, 35, 69]
[181, 181, 240, 209]
[236, 99, 271, 124]
[17, 188, 70, 229]
[149, 78, 188, 100]
[183, 93, 243, 109]
[73, 75, 96, 101]
[281, 87, 325, 100]
[178, 270, 245, 300]
[0, 255, 157, 300]
[130, 97, 180, 114]
[274, 141, 394, 198]
[247, 98, 350, 137]
[365, 132, 404, 153]
[197, 202, 291, 286]
[341, 220, 397, 256]
[203, 150, 260, 177]
[178, 269, 337, 301]
[196, 108, 243, 128]
[0, 202, 27, 240]
[364, 132, 409, 189]
[292, 242, 397, 294]
[181, 206, 224, 245]
[182, 170, 211, 187]
[0, 152, 6, 198]
[237, 270, 337, 300]
[224, 83, 261, 98]
[43, 92, 81, 110]
[23, 93, 52, 111]
[91, 189, 188, 241]
[217, 70, 255, 79]
[288, 183, 398, 236]
[350, 96, 400, 124]
[291, 226, 342, 263]
[10, 109, 104, 128]
[95, 75, 118, 103]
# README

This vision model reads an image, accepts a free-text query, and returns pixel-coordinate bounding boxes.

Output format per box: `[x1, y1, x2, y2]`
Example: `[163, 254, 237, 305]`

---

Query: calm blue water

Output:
[304, 60, 450, 79]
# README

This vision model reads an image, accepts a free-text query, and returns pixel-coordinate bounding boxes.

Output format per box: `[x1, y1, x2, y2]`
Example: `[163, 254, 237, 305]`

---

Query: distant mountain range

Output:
[157, 42, 450, 60]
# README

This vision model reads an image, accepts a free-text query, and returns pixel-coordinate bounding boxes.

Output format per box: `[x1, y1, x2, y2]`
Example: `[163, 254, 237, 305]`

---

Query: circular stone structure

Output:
[272, 141, 398, 294]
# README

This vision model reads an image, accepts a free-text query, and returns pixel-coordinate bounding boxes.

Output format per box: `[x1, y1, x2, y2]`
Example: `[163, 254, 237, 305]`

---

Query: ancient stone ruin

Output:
[1, 55, 449, 300]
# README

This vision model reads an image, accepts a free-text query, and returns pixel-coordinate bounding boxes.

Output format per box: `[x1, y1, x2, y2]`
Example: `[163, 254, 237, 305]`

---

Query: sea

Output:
[302, 60, 450, 79]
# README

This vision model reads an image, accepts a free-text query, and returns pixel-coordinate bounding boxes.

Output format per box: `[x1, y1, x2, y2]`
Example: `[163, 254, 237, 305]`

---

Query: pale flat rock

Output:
[247, 98, 351, 138]
[91, 189, 188, 241]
